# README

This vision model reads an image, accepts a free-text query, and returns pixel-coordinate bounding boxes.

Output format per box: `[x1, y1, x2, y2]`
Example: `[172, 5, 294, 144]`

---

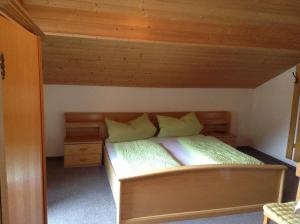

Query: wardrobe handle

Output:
[0, 53, 5, 80]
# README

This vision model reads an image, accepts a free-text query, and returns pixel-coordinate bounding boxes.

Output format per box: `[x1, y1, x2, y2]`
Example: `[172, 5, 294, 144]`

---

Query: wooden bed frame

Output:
[65, 111, 287, 224]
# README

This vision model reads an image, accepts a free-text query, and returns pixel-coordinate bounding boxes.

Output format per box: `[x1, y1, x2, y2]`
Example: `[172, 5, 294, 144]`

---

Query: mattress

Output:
[105, 135, 263, 178]
[177, 135, 263, 165]
[105, 139, 180, 178]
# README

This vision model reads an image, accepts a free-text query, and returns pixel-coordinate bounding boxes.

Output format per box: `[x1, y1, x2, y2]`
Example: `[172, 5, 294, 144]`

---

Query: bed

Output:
[66, 111, 287, 224]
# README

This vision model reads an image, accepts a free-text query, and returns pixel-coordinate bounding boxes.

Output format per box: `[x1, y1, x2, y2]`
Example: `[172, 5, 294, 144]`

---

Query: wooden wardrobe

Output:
[0, 10, 46, 224]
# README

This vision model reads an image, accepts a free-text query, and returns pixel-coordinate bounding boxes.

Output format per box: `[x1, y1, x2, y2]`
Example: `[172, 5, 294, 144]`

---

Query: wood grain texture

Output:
[64, 111, 232, 140]
[0, 16, 45, 224]
[65, 122, 101, 140]
[37, 37, 48, 224]
[93, 110, 287, 223]
[297, 163, 300, 200]
[43, 35, 300, 88]
[104, 150, 286, 224]
[64, 143, 102, 155]
[64, 114, 103, 168]
[19, 0, 300, 87]
[286, 67, 300, 160]
[206, 132, 236, 147]
[264, 163, 300, 224]
[23, 0, 300, 50]
[0, 39, 9, 224]
[104, 149, 122, 223]
[0, 0, 44, 37]
[120, 165, 285, 223]
[263, 216, 270, 224]
[64, 152, 101, 168]
[64, 141, 102, 167]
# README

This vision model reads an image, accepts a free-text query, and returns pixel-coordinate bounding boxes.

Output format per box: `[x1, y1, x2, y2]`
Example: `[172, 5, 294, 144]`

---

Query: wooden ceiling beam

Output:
[0, 0, 44, 37]
[24, 4, 300, 50]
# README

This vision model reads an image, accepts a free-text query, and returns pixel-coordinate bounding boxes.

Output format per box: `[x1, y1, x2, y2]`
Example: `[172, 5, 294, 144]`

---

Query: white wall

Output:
[44, 85, 253, 157]
[251, 67, 296, 166]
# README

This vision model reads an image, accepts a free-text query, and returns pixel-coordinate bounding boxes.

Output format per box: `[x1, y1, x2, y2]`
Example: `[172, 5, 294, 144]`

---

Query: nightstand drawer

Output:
[64, 153, 101, 167]
[64, 143, 101, 155]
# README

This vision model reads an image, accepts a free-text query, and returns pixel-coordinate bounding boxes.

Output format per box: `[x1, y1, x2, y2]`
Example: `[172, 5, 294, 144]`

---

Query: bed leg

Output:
[263, 215, 270, 224]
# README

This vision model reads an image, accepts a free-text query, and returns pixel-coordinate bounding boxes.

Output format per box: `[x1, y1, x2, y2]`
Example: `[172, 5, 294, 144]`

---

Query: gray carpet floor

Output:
[47, 158, 272, 224]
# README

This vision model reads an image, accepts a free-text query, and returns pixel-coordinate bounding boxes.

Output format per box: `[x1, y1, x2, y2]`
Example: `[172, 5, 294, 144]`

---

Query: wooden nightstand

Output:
[205, 132, 237, 147]
[64, 137, 102, 168]
[63, 113, 103, 168]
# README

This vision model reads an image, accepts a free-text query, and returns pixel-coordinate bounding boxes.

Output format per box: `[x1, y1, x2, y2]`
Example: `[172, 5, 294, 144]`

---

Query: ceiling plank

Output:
[21, 0, 300, 88]
[23, 0, 300, 50]
[23, 0, 300, 25]
[43, 35, 300, 88]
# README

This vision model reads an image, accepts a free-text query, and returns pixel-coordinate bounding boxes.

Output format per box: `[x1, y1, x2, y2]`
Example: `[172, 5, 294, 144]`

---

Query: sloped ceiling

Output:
[23, 0, 300, 88]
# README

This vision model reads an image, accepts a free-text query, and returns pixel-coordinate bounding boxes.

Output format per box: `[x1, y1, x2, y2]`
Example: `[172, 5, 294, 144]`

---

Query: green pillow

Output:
[105, 114, 157, 143]
[157, 112, 203, 137]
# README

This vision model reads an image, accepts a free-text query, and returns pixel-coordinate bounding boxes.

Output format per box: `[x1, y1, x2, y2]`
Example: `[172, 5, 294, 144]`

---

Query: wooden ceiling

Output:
[23, 0, 300, 88]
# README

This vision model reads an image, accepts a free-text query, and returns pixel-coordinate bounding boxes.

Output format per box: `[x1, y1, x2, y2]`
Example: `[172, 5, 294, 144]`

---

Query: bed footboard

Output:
[117, 164, 286, 224]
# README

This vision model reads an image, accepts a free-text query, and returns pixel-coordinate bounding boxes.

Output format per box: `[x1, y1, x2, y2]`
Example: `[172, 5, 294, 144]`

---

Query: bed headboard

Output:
[64, 111, 231, 141]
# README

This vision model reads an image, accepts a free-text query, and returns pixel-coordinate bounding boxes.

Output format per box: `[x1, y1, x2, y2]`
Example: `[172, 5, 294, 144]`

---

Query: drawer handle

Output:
[79, 148, 88, 151]
[79, 158, 88, 162]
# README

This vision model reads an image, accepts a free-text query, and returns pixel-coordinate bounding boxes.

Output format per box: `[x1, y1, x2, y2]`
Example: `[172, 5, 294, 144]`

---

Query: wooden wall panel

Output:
[43, 35, 300, 88]
[0, 16, 45, 224]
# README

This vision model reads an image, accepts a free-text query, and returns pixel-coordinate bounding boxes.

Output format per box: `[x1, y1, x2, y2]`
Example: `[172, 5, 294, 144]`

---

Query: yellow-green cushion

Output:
[263, 201, 300, 224]
[105, 114, 157, 143]
[157, 112, 203, 138]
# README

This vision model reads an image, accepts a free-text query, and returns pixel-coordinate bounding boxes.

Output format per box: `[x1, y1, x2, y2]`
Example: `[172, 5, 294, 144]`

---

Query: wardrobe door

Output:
[0, 64, 4, 224]
[0, 16, 45, 224]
